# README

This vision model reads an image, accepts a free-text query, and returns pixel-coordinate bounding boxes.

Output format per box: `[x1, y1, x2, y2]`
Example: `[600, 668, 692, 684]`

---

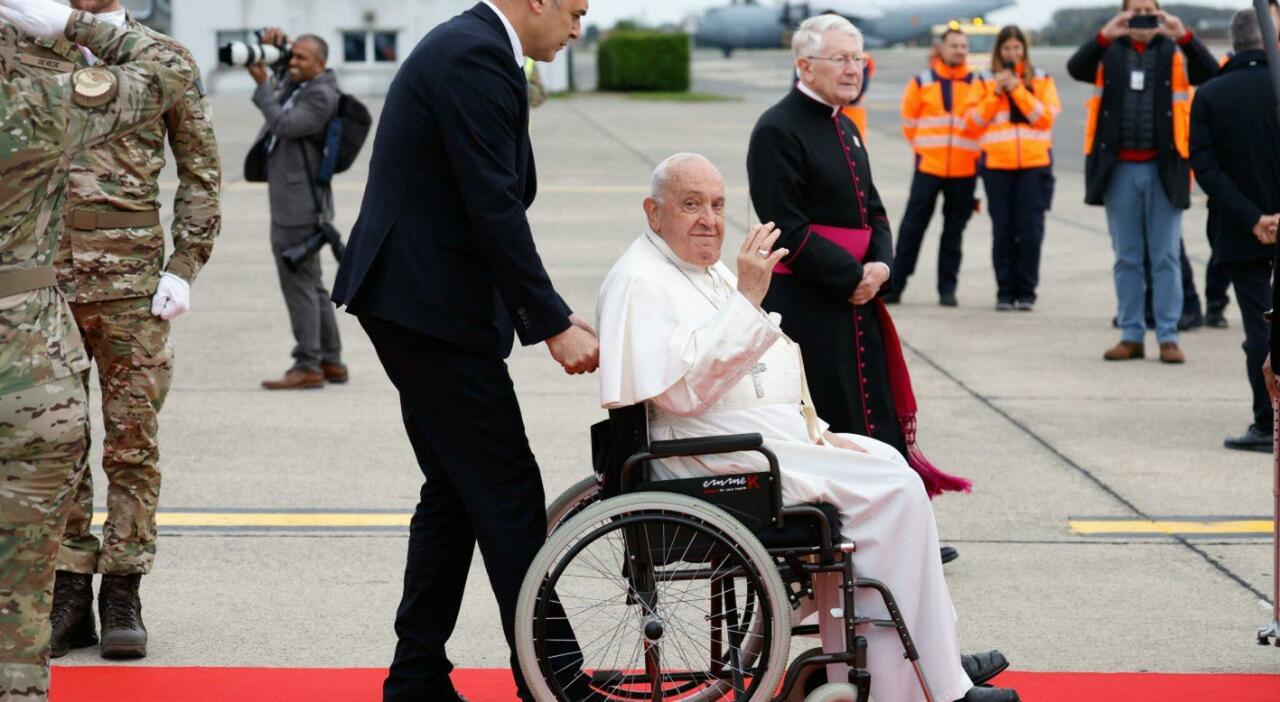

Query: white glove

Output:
[0, 0, 74, 41]
[151, 272, 190, 321]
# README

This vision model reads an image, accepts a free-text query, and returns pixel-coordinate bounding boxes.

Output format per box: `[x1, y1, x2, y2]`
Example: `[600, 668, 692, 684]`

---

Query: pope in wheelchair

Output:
[512, 154, 1018, 702]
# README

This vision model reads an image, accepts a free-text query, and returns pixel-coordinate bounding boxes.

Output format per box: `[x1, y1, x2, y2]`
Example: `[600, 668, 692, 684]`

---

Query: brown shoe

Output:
[1103, 341, 1145, 361]
[321, 362, 349, 384]
[261, 369, 325, 390]
[1159, 342, 1185, 364]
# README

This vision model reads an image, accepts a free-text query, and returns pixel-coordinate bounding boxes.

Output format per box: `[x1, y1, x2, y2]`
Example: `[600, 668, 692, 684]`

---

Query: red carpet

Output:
[49, 667, 1280, 701]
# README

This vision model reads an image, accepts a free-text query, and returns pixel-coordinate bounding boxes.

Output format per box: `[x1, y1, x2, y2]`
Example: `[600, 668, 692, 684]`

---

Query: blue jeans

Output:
[1105, 162, 1183, 344]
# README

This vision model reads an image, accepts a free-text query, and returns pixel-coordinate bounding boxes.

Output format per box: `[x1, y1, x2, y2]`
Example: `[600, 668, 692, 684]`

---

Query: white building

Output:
[123, 0, 572, 96]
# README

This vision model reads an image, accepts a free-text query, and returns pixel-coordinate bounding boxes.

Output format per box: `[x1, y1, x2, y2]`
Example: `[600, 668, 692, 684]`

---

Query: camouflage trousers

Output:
[56, 296, 172, 576]
[0, 375, 89, 702]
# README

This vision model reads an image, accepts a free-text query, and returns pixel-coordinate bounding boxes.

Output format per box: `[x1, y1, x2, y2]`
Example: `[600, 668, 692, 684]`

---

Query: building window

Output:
[342, 31, 367, 64]
[342, 30, 398, 65]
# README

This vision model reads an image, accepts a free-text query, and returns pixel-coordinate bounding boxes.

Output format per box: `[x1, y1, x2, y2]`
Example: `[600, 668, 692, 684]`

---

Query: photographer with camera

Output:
[248, 28, 347, 390]
[1068, 0, 1218, 365]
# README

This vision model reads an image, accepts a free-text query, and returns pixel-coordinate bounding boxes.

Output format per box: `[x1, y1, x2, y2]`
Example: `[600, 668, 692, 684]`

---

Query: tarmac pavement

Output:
[51, 46, 1280, 682]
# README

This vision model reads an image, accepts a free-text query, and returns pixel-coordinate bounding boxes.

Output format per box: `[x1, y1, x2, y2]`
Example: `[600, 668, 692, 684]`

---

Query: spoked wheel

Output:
[546, 476, 600, 535]
[516, 492, 791, 702]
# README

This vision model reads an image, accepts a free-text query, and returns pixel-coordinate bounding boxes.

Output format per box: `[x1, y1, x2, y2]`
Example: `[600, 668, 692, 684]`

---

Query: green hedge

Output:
[597, 32, 690, 93]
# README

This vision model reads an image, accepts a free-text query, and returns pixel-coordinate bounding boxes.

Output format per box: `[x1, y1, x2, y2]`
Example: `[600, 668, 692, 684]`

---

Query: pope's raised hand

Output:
[736, 222, 787, 308]
[0, 0, 74, 40]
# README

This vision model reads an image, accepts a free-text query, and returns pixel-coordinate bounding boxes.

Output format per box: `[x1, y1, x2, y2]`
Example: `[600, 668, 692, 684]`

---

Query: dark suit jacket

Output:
[251, 69, 339, 227]
[1067, 33, 1217, 209]
[331, 3, 571, 357]
[1190, 49, 1280, 266]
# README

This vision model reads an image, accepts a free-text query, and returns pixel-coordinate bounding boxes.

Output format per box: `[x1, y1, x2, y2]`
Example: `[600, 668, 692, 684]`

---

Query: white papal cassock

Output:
[596, 233, 974, 702]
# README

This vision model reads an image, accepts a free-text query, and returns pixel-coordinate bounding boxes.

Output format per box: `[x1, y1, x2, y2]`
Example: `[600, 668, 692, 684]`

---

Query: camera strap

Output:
[298, 137, 328, 227]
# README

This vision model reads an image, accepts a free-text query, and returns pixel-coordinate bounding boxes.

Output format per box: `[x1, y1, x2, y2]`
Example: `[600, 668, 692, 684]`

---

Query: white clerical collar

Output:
[646, 231, 708, 274]
[796, 79, 840, 117]
[482, 0, 525, 68]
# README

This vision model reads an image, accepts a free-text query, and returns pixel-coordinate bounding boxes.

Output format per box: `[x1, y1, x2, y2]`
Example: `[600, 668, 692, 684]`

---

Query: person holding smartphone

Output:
[1067, 0, 1218, 364]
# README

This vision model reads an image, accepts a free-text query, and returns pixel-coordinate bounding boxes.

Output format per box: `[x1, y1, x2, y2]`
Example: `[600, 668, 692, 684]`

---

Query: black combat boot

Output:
[50, 571, 97, 657]
[99, 573, 147, 659]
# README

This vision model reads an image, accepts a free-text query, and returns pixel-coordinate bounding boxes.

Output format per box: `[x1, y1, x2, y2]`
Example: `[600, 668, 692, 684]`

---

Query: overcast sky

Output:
[586, 0, 1250, 31]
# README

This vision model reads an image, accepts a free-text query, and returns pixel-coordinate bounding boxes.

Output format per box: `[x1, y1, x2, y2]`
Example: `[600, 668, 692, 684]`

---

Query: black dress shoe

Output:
[1204, 309, 1229, 328]
[1179, 309, 1204, 331]
[939, 292, 958, 307]
[959, 685, 1020, 701]
[961, 650, 1009, 685]
[1224, 425, 1272, 453]
[941, 545, 959, 564]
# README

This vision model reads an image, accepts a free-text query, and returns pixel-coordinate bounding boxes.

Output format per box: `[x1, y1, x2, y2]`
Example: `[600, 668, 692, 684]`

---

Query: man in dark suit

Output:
[1191, 7, 1280, 452]
[330, 2, 595, 701]
[248, 30, 346, 390]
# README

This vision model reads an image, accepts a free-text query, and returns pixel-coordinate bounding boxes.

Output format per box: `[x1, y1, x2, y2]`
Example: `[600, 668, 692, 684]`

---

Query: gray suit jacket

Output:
[252, 69, 339, 228]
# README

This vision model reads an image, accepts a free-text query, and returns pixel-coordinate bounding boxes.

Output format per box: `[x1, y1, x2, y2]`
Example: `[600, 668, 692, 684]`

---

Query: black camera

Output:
[280, 221, 345, 272]
[1128, 15, 1160, 30]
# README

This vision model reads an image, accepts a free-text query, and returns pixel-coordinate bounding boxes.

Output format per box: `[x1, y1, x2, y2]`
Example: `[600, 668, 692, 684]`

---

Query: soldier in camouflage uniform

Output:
[0, 0, 194, 697]
[3, 0, 221, 661]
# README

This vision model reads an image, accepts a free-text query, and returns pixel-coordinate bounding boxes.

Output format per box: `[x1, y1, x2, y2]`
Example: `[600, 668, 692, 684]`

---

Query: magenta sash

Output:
[770, 223, 972, 498]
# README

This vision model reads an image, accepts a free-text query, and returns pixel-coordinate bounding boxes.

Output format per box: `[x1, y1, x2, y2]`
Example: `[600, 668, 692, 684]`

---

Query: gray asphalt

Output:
[52, 46, 1280, 679]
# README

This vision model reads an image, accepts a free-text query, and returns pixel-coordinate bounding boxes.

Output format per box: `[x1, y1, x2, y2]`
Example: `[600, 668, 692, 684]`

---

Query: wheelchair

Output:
[514, 406, 939, 702]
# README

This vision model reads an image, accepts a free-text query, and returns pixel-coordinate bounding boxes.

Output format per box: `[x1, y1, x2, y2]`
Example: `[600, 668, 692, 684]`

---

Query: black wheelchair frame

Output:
[587, 406, 932, 702]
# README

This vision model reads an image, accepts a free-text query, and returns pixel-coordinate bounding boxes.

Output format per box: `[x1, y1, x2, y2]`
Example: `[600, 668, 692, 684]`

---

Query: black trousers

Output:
[891, 172, 976, 296]
[1205, 249, 1232, 312]
[1223, 260, 1274, 431]
[982, 167, 1052, 303]
[360, 316, 582, 702]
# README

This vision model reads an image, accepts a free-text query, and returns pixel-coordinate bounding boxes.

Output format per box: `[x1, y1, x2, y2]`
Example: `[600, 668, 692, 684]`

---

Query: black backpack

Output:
[242, 92, 372, 184]
[316, 93, 372, 184]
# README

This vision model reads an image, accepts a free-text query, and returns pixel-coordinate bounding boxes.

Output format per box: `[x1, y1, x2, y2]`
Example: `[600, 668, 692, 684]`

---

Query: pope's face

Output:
[645, 161, 727, 268]
[797, 31, 864, 106]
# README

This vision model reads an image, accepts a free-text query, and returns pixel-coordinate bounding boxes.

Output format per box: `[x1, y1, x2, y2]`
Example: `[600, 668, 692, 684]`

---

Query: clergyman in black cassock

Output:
[747, 19, 970, 503]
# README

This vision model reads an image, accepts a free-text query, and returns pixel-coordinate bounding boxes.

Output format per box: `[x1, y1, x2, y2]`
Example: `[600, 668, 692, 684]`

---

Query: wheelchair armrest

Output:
[647, 433, 764, 458]
[621, 433, 786, 527]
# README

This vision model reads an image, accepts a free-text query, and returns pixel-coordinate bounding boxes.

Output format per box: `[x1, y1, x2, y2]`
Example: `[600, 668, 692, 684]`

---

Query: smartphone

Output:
[1129, 15, 1159, 30]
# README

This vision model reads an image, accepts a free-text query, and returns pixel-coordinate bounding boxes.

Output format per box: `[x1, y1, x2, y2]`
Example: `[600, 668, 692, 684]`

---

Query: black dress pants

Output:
[891, 172, 976, 296]
[1223, 260, 1274, 431]
[360, 316, 582, 702]
[982, 167, 1051, 304]
[1205, 249, 1232, 313]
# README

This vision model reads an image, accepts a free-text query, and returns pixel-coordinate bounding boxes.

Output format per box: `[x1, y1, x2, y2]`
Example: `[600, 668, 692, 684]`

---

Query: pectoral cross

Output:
[750, 362, 767, 398]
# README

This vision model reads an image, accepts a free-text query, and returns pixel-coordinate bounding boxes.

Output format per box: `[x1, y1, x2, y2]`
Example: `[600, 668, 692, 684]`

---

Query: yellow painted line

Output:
[1070, 519, 1274, 536]
[90, 512, 411, 528]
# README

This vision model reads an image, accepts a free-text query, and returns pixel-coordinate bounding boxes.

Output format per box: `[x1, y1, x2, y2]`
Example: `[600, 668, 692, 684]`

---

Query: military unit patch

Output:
[71, 66, 118, 108]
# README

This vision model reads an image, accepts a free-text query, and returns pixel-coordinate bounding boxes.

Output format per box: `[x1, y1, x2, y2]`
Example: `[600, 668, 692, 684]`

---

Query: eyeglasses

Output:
[806, 54, 869, 68]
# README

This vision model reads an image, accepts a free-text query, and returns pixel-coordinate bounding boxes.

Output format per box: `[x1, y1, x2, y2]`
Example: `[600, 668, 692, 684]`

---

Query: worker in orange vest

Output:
[965, 25, 1061, 312]
[888, 29, 981, 306]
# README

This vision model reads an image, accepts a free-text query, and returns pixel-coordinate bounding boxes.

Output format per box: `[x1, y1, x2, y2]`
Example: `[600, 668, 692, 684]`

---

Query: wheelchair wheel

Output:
[516, 492, 791, 702]
[803, 683, 863, 702]
[546, 476, 599, 535]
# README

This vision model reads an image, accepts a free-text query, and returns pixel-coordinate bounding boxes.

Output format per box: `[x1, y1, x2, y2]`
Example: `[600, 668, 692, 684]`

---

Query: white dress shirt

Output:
[481, 0, 525, 67]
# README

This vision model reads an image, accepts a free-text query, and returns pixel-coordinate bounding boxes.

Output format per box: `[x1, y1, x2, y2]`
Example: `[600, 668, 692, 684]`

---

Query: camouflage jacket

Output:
[0, 13, 194, 396]
[6, 14, 221, 303]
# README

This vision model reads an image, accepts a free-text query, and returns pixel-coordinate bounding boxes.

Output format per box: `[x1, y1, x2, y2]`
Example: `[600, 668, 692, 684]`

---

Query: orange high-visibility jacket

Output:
[1082, 51, 1191, 161]
[965, 67, 1062, 170]
[900, 58, 981, 178]
[842, 54, 876, 141]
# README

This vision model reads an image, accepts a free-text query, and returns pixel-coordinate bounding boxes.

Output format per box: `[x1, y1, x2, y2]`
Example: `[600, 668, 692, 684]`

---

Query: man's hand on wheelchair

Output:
[823, 431, 868, 454]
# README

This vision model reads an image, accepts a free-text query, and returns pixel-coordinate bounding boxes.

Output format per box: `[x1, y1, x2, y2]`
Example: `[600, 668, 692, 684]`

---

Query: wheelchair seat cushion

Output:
[755, 502, 842, 550]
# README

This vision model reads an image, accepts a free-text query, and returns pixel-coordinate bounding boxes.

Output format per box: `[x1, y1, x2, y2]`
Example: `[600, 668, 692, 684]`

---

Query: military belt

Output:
[0, 265, 57, 298]
[65, 209, 161, 231]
